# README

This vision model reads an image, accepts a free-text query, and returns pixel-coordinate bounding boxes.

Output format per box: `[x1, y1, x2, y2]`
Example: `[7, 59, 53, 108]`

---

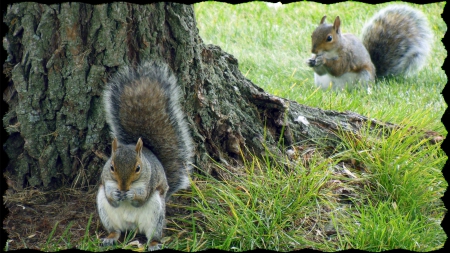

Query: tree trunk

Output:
[2, 2, 440, 189]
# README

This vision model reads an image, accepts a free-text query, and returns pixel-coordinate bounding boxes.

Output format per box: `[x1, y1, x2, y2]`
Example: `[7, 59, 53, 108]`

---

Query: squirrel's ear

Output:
[320, 15, 327, 24]
[333, 16, 341, 34]
[112, 138, 118, 153]
[135, 138, 143, 155]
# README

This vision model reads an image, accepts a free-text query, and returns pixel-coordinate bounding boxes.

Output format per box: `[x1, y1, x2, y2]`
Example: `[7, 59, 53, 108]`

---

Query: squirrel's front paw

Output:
[313, 55, 325, 66]
[112, 190, 123, 201]
[124, 190, 136, 200]
[106, 190, 122, 207]
[307, 58, 316, 67]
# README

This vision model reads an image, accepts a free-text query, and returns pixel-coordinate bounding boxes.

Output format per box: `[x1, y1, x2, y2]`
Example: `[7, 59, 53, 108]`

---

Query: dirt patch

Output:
[2, 184, 191, 250]
[3, 185, 102, 250]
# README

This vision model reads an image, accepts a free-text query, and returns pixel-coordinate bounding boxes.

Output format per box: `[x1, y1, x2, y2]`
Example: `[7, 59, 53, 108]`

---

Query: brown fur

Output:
[110, 138, 143, 191]
[103, 61, 193, 198]
[118, 78, 185, 196]
[98, 61, 193, 249]
[310, 16, 375, 79]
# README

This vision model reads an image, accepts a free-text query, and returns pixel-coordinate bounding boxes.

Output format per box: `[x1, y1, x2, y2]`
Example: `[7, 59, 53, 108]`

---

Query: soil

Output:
[3, 185, 103, 250]
[2, 184, 190, 251]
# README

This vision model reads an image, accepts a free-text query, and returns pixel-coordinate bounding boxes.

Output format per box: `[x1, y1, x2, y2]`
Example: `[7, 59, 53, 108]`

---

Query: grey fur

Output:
[97, 61, 194, 248]
[362, 4, 433, 77]
[103, 61, 194, 197]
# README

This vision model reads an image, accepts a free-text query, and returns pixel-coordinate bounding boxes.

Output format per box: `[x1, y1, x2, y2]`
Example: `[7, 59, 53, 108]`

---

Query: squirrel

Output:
[96, 61, 194, 250]
[307, 4, 433, 90]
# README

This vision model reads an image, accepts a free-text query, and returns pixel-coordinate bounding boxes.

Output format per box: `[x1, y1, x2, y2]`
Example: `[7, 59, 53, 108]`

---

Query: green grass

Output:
[333, 122, 447, 251]
[35, 2, 447, 252]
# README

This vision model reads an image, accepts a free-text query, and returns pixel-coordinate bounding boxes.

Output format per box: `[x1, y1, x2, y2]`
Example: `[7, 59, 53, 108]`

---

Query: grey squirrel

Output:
[307, 4, 433, 90]
[96, 61, 194, 250]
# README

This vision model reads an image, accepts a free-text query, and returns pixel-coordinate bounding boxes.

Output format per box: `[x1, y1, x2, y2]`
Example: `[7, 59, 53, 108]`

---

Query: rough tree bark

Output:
[2, 2, 440, 189]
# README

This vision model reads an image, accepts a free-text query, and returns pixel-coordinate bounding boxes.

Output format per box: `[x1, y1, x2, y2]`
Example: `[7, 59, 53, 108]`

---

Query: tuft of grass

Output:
[338, 122, 446, 248]
[42, 221, 74, 251]
[186, 147, 341, 251]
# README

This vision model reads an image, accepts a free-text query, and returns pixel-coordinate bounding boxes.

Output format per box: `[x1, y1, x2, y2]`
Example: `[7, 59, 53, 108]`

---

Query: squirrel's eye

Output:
[110, 165, 115, 172]
[135, 165, 141, 173]
[326, 35, 332, 42]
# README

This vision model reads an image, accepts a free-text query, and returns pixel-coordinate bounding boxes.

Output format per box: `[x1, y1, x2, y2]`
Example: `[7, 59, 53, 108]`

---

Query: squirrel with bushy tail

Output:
[307, 4, 433, 90]
[96, 61, 194, 250]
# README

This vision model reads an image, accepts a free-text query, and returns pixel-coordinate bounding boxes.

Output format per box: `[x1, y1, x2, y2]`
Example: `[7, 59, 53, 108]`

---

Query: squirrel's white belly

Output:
[314, 72, 364, 90]
[97, 185, 163, 235]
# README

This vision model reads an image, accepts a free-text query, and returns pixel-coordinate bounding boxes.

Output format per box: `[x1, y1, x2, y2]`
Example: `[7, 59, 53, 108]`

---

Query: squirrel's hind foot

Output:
[147, 240, 162, 251]
[101, 231, 120, 246]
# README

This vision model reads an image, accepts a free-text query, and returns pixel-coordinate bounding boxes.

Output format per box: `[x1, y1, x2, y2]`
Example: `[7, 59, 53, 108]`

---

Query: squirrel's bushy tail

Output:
[103, 61, 193, 196]
[362, 5, 433, 77]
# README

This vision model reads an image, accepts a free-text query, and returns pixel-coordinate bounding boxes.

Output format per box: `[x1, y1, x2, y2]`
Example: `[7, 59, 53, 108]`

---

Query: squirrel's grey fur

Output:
[97, 61, 193, 250]
[103, 61, 193, 197]
[362, 4, 433, 77]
